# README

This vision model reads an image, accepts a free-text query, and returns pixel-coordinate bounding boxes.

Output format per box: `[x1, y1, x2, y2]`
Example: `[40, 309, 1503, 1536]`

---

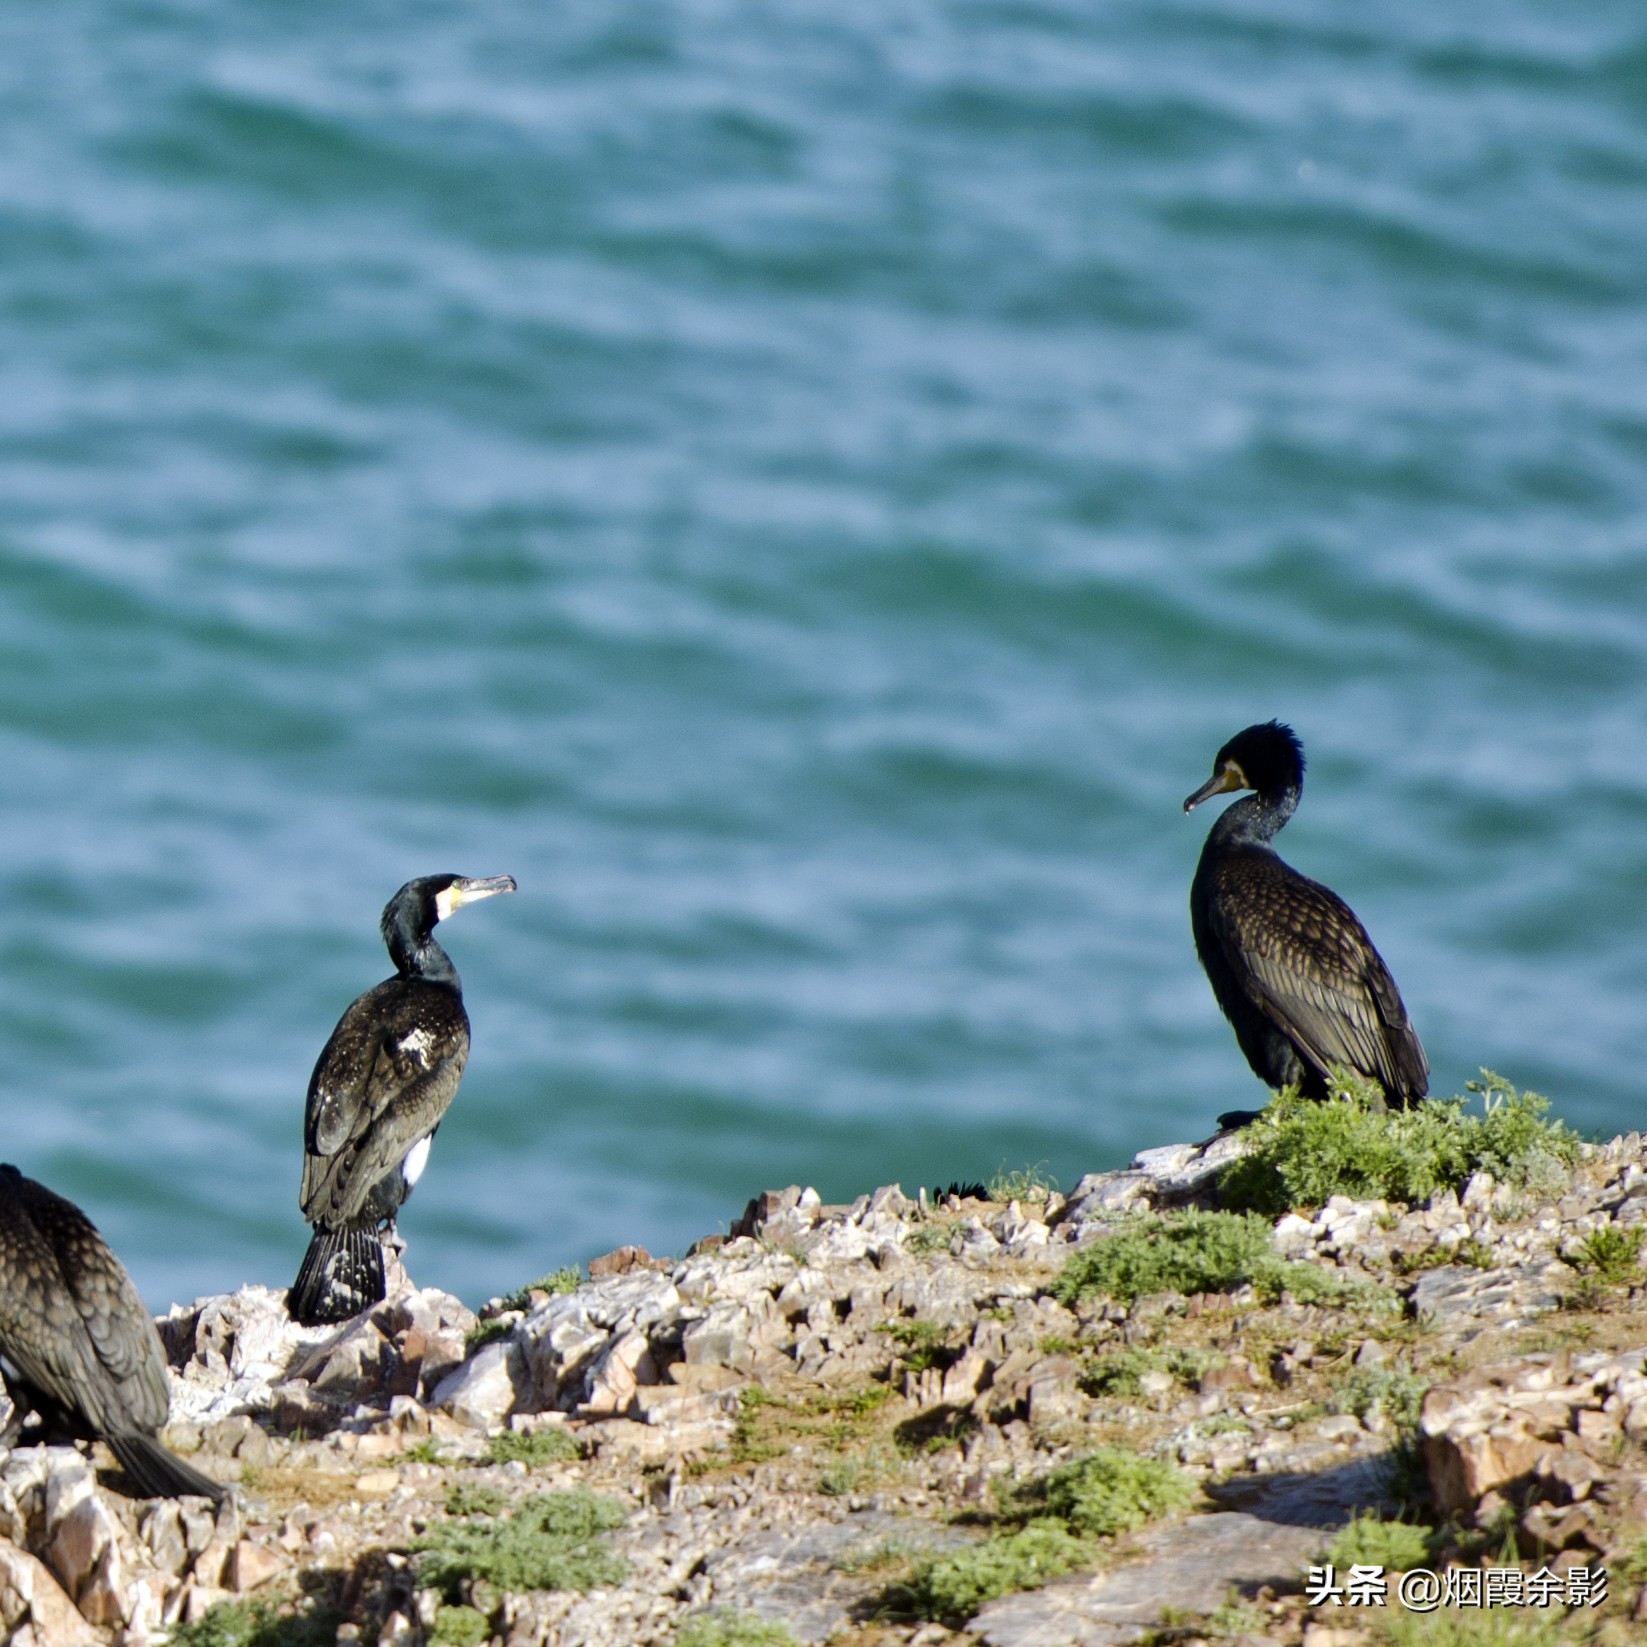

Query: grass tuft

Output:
[1375, 1602, 1566, 1646]
[986, 1163, 1059, 1203]
[1568, 1223, 1643, 1286]
[1218, 1070, 1581, 1217]
[414, 1488, 629, 1600]
[1050, 1209, 1392, 1310]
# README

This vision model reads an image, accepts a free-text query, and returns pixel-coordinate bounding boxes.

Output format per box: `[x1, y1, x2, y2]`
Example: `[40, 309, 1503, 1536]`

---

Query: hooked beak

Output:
[1183, 763, 1247, 814]
[435, 875, 517, 921]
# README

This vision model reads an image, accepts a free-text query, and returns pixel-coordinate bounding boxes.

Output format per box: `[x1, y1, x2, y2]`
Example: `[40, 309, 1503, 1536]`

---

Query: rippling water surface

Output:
[1, 1, 1646, 1307]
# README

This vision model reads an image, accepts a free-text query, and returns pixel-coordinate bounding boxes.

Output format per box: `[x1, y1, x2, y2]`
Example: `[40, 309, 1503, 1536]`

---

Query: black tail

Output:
[108, 1433, 227, 1503]
[288, 1222, 384, 1325]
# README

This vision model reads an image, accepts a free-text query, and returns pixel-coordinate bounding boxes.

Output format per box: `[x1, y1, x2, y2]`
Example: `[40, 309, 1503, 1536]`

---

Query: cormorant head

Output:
[1183, 721, 1305, 812]
[382, 873, 518, 949]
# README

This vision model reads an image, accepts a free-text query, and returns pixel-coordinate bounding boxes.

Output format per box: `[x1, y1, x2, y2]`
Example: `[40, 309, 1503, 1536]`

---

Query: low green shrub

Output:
[484, 1427, 581, 1467]
[445, 1482, 507, 1517]
[1569, 1223, 1643, 1285]
[1050, 1210, 1392, 1309]
[1218, 1071, 1581, 1217]
[1029, 1449, 1194, 1538]
[500, 1267, 583, 1312]
[167, 1599, 337, 1647]
[415, 1489, 629, 1600]
[1326, 1510, 1433, 1572]
[896, 1522, 1094, 1623]
[428, 1605, 491, 1647]
[674, 1608, 799, 1647]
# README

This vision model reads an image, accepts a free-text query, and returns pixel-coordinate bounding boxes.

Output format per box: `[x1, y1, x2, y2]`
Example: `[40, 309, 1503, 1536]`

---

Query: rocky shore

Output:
[3, 1119, 1647, 1647]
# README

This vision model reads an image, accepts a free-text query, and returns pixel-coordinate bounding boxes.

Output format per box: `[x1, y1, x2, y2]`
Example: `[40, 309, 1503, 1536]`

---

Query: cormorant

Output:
[0, 1165, 224, 1501]
[290, 873, 516, 1326]
[1184, 722, 1427, 1115]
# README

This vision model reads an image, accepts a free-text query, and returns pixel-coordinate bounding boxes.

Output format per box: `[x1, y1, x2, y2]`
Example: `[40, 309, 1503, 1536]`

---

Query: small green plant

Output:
[465, 1317, 515, 1355]
[414, 1489, 629, 1599]
[1219, 1070, 1581, 1217]
[1023, 1449, 1194, 1538]
[1376, 1603, 1567, 1646]
[445, 1481, 507, 1517]
[674, 1609, 800, 1647]
[879, 1318, 954, 1371]
[429, 1605, 492, 1647]
[1569, 1223, 1644, 1286]
[167, 1598, 339, 1647]
[1326, 1510, 1433, 1572]
[905, 1221, 958, 1257]
[1205, 1594, 1266, 1636]
[1331, 1362, 1429, 1430]
[892, 1523, 1094, 1623]
[1050, 1210, 1392, 1310]
[833, 1535, 923, 1575]
[401, 1437, 446, 1465]
[484, 1427, 581, 1467]
[987, 1163, 1059, 1204]
[500, 1267, 583, 1312]
[818, 1444, 895, 1498]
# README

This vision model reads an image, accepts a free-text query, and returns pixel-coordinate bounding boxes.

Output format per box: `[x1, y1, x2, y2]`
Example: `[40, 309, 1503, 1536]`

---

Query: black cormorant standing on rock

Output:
[0, 1166, 224, 1501]
[1185, 722, 1427, 1116]
[290, 873, 516, 1326]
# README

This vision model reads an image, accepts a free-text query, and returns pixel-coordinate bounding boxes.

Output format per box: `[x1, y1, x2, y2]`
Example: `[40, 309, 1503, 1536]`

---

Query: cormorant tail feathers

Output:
[107, 1432, 226, 1503]
[289, 1223, 384, 1325]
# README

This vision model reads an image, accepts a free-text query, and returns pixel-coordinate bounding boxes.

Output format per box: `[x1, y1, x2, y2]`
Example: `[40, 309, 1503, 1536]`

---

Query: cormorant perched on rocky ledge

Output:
[0, 1166, 224, 1501]
[290, 873, 516, 1326]
[1185, 722, 1427, 1116]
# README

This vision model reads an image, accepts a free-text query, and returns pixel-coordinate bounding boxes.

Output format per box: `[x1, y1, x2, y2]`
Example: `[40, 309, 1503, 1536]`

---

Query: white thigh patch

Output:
[402, 1134, 433, 1187]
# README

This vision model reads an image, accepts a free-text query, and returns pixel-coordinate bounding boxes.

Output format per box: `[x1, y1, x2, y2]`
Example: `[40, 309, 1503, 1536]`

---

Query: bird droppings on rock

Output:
[0, 1130, 1646, 1641]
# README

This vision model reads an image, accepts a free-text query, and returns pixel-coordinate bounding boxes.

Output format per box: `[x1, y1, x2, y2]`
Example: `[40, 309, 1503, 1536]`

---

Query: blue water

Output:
[1, 1, 1646, 1309]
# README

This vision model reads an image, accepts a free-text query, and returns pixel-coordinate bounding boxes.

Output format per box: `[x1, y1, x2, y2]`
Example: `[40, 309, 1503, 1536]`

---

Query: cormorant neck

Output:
[1209, 785, 1298, 848]
[386, 927, 461, 990]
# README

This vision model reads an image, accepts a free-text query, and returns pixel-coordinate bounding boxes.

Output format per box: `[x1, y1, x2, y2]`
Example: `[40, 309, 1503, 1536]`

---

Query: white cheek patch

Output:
[402, 1135, 433, 1187]
[399, 1027, 434, 1065]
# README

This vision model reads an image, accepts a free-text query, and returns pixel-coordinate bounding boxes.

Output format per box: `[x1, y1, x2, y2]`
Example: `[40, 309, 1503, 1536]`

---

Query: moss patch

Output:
[414, 1488, 629, 1600]
[1218, 1071, 1582, 1217]
[1326, 1510, 1434, 1571]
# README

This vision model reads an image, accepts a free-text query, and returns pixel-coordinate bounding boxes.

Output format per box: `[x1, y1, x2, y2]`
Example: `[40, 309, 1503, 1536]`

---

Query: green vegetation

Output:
[879, 1318, 954, 1371]
[1218, 1071, 1581, 1217]
[428, 1606, 492, 1647]
[904, 1221, 958, 1257]
[1020, 1448, 1194, 1538]
[1050, 1209, 1391, 1310]
[889, 1449, 1192, 1624]
[1330, 1361, 1429, 1430]
[400, 1437, 446, 1465]
[674, 1609, 800, 1647]
[500, 1267, 583, 1312]
[445, 1481, 507, 1517]
[464, 1317, 515, 1355]
[1568, 1223, 1643, 1286]
[1375, 1603, 1567, 1647]
[987, 1163, 1059, 1203]
[415, 1489, 630, 1600]
[167, 1599, 338, 1647]
[894, 1522, 1095, 1624]
[1326, 1510, 1433, 1572]
[483, 1426, 582, 1467]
